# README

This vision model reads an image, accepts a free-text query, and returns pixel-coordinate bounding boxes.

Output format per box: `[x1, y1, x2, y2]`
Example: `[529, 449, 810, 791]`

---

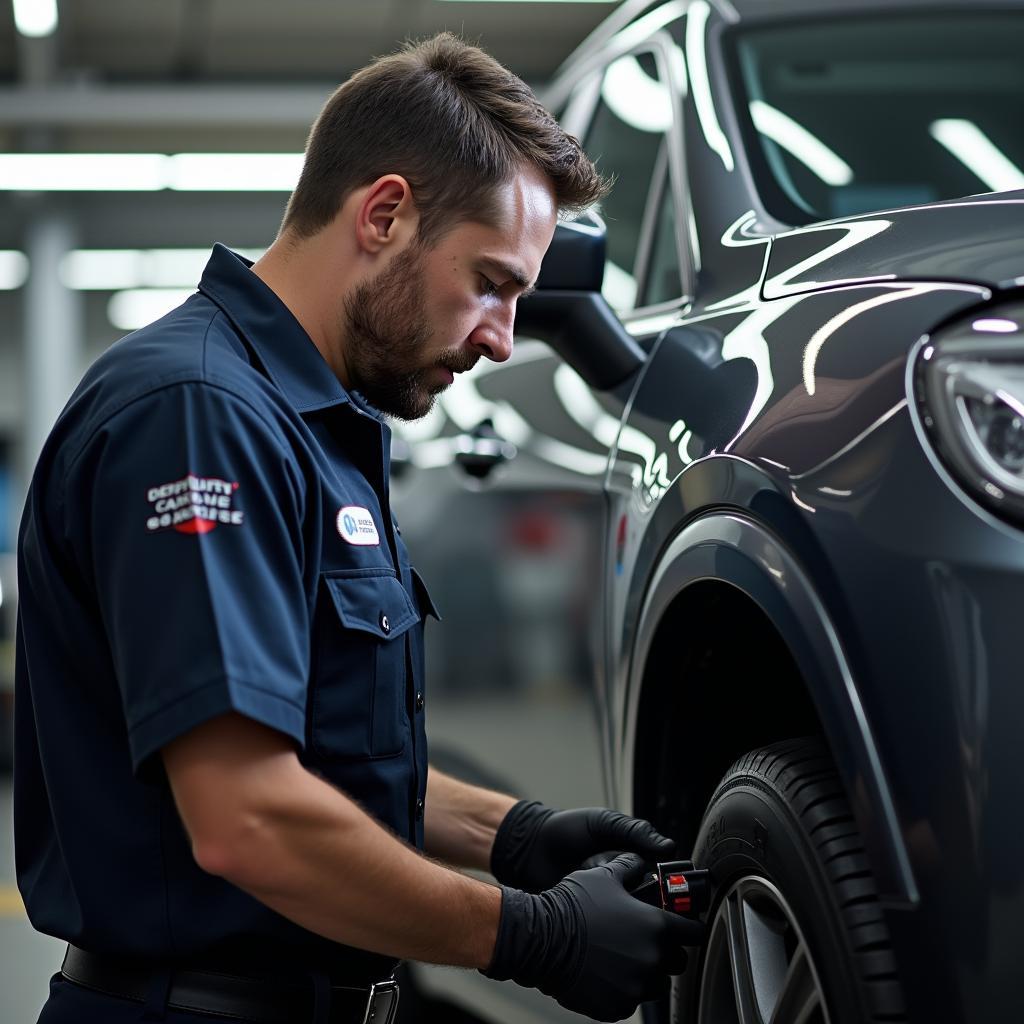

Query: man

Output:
[15, 34, 702, 1024]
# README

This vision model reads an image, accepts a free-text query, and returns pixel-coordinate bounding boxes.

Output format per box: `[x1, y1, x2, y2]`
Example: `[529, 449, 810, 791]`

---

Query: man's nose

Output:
[469, 303, 515, 363]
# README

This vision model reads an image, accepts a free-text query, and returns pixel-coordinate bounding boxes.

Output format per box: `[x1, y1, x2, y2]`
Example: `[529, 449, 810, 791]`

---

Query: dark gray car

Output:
[393, 2, 1024, 1021]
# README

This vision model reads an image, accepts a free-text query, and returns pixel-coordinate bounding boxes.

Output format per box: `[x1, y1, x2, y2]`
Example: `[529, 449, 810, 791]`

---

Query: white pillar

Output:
[21, 209, 81, 486]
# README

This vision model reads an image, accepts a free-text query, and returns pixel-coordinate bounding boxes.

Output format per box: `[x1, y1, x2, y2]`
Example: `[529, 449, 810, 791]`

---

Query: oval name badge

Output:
[337, 506, 381, 546]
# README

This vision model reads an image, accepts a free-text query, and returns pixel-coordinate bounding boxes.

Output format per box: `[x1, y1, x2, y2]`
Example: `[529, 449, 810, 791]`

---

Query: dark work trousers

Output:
[36, 970, 340, 1024]
[37, 973, 215, 1024]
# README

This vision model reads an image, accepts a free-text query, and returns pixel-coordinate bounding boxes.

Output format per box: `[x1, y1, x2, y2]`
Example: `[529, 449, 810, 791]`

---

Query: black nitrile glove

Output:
[483, 852, 705, 1023]
[491, 800, 676, 893]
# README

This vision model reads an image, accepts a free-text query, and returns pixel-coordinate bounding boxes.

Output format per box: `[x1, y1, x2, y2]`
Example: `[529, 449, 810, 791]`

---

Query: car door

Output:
[393, 29, 692, 1023]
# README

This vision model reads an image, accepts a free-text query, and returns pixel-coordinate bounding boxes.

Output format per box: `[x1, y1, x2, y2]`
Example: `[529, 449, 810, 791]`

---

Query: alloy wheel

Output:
[697, 875, 830, 1024]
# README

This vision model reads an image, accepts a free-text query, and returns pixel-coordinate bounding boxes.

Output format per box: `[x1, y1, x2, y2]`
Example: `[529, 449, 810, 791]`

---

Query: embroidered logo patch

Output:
[145, 475, 243, 534]
[337, 506, 380, 546]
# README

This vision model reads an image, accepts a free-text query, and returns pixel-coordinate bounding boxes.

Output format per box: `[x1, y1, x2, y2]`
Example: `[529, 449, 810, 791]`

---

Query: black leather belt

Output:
[61, 944, 399, 1024]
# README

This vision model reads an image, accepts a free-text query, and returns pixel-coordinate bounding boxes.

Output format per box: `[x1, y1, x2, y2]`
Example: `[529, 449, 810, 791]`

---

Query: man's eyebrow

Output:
[482, 258, 536, 297]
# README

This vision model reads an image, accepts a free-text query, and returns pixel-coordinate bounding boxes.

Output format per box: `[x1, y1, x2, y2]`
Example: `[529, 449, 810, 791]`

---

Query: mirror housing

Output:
[515, 214, 646, 391]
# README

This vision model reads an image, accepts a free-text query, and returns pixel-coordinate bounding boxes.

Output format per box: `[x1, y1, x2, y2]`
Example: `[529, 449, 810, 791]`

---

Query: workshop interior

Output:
[3, 1, 1024, 1022]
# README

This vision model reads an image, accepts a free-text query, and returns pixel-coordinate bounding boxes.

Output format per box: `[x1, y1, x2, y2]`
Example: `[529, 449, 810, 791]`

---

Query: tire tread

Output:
[710, 737, 907, 1022]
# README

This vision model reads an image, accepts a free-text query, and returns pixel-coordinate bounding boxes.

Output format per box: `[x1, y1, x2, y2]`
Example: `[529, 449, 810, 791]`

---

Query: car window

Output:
[584, 50, 671, 311]
[730, 12, 1024, 223]
[637, 164, 682, 307]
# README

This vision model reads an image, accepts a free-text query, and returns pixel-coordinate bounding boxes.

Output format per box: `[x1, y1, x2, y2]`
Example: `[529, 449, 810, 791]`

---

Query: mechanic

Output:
[14, 33, 703, 1024]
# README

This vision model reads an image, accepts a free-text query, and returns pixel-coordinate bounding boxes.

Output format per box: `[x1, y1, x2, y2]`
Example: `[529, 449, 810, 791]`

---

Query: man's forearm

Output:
[165, 716, 501, 969]
[219, 766, 500, 967]
[424, 767, 518, 873]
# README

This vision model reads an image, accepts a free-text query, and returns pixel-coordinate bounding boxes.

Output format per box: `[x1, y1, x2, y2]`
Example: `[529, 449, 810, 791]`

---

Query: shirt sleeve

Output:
[64, 380, 312, 778]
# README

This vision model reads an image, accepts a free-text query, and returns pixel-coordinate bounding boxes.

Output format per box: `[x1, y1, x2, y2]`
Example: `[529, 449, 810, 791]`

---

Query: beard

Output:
[341, 245, 476, 421]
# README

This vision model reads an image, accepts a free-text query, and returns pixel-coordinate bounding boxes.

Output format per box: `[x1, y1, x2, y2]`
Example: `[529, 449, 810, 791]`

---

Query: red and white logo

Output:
[145, 474, 244, 534]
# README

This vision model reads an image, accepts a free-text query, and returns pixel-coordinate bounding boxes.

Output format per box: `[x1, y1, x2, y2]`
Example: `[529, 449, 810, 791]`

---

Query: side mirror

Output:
[515, 213, 646, 391]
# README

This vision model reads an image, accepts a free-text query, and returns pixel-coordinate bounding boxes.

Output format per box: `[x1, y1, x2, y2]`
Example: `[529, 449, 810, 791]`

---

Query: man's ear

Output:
[355, 175, 418, 254]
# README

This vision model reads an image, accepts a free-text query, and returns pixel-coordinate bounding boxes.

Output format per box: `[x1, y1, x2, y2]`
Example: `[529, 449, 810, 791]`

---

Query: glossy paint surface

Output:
[764, 195, 1024, 298]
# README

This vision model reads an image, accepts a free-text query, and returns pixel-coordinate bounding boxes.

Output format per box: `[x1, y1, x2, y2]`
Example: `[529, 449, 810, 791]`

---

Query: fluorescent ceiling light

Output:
[12, 0, 58, 37]
[168, 154, 303, 191]
[930, 119, 1024, 193]
[61, 250, 140, 291]
[60, 248, 264, 290]
[108, 289, 196, 331]
[0, 154, 302, 191]
[0, 154, 166, 191]
[750, 100, 854, 186]
[973, 318, 1020, 334]
[601, 54, 672, 133]
[0, 250, 29, 289]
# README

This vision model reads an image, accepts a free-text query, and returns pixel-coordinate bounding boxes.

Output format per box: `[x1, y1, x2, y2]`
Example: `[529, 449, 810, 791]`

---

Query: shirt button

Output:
[415, 798, 424, 821]
[380, 614, 390, 634]
[415, 692, 424, 712]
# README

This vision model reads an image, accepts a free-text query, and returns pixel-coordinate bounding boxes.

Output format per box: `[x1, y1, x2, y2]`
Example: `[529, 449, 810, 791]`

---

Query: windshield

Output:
[729, 12, 1024, 223]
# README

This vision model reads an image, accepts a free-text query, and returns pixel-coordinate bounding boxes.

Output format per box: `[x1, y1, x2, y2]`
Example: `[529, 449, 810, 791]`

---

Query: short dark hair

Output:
[282, 33, 608, 245]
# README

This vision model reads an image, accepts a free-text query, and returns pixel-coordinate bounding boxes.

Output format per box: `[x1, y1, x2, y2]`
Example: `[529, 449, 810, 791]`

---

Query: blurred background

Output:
[0, 1, 621, 1020]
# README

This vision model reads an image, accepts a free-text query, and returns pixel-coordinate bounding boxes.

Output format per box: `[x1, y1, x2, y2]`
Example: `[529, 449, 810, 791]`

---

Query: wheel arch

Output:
[623, 512, 918, 906]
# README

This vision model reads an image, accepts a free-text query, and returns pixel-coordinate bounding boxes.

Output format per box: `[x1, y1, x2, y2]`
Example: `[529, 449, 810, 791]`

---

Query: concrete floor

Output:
[1, 779, 65, 1024]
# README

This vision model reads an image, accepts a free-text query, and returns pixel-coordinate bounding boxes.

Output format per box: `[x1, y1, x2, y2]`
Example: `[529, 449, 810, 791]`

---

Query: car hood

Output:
[762, 190, 1024, 300]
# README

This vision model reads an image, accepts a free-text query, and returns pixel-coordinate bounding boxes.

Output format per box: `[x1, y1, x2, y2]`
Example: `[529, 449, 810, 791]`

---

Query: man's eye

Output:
[480, 275, 499, 296]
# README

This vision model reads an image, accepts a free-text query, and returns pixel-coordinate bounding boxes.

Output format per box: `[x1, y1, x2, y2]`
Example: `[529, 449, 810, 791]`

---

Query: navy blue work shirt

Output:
[14, 244, 436, 979]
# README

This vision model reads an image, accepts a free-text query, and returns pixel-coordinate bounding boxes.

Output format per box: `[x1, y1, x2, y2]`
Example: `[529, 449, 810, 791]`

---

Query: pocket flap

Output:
[323, 571, 419, 641]
[411, 567, 442, 621]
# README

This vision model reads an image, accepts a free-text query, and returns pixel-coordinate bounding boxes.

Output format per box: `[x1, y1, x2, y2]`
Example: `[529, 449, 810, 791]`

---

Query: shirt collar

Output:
[198, 243, 350, 414]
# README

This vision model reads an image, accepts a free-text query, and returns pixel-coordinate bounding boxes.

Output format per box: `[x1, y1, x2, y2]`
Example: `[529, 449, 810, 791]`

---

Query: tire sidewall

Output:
[674, 779, 867, 1024]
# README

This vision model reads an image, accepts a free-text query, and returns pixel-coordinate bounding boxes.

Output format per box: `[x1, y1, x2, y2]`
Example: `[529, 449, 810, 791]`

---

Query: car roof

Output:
[727, 0, 1024, 23]
[559, 0, 1024, 80]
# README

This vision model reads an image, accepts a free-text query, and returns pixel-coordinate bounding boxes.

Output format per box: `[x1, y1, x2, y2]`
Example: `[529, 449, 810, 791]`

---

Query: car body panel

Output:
[604, 277, 990, 864]
[618, 506, 918, 904]
[764, 195, 1024, 299]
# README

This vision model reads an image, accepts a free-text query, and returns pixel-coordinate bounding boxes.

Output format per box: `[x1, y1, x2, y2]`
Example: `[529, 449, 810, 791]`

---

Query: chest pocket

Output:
[310, 568, 420, 760]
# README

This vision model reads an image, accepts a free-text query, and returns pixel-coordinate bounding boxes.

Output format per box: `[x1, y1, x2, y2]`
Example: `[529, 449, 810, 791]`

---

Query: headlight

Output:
[917, 309, 1024, 524]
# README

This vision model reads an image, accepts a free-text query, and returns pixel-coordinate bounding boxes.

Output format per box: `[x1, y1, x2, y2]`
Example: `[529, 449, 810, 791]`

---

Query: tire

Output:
[672, 738, 905, 1024]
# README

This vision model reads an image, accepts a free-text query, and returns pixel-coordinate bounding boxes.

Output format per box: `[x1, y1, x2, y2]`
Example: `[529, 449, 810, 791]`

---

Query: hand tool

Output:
[631, 860, 711, 918]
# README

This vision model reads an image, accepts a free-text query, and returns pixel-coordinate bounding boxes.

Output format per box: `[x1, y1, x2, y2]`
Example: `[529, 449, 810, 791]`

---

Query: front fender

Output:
[622, 510, 918, 906]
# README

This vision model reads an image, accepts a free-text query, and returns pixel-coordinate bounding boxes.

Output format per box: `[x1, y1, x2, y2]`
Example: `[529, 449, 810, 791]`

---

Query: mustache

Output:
[439, 351, 480, 375]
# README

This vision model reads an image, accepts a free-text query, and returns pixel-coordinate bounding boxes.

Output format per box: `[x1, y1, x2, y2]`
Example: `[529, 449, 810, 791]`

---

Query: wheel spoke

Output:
[768, 942, 821, 1024]
[724, 892, 763, 1024]
[694, 876, 831, 1024]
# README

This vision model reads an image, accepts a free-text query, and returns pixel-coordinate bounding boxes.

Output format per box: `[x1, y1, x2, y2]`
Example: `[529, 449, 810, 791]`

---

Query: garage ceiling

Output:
[0, 2, 622, 264]
[1, 0, 616, 85]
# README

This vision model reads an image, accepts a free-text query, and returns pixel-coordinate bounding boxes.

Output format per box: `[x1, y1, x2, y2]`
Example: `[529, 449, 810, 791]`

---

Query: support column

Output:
[21, 208, 81, 491]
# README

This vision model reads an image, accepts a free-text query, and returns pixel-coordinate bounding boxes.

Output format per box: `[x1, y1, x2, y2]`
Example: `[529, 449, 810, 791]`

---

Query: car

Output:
[0, 552, 14, 774]
[390, 1, 1024, 1022]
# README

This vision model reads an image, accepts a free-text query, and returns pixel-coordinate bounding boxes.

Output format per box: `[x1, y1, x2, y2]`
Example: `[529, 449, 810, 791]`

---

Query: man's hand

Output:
[490, 800, 675, 893]
[483, 853, 704, 1022]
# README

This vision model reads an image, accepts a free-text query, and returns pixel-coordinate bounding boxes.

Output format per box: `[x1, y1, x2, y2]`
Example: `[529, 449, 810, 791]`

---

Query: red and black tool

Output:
[631, 860, 711, 918]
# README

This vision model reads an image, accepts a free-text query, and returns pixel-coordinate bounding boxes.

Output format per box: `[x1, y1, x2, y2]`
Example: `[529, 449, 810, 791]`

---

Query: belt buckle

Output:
[361, 979, 399, 1024]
